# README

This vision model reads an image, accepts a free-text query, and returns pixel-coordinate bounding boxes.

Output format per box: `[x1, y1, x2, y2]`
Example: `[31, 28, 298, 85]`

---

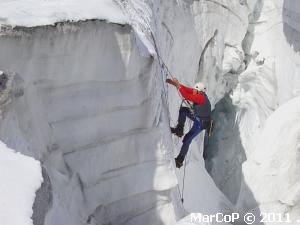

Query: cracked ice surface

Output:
[0, 18, 181, 224]
[233, 0, 300, 220]
[1, 0, 300, 224]
[209, 0, 300, 223]
[238, 96, 300, 222]
[0, 0, 255, 224]
[0, 0, 243, 223]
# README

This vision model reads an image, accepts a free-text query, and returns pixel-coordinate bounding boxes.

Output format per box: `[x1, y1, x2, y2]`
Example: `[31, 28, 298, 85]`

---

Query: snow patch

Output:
[231, 63, 278, 155]
[0, 0, 128, 28]
[238, 97, 300, 221]
[0, 141, 43, 225]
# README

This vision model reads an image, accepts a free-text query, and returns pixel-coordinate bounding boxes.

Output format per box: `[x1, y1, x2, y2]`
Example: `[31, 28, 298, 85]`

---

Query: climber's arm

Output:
[179, 84, 193, 94]
[179, 86, 205, 105]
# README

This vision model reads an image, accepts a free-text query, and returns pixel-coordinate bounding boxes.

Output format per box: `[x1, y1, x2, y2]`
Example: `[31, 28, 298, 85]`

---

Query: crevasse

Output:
[0, 0, 300, 225]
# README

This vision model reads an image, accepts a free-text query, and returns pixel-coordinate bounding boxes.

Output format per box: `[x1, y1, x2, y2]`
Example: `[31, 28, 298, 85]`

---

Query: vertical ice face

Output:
[232, 0, 300, 221]
[0, 20, 179, 225]
[0, 0, 257, 224]
[0, 0, 247, 223]
[208, 0, 300, 223]
[237, 97, 300, 222]
[1, 0, 300, 224]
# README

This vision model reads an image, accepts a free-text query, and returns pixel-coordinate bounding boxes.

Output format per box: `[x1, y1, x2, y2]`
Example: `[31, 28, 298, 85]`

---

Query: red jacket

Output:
[179, 84, 206, 105]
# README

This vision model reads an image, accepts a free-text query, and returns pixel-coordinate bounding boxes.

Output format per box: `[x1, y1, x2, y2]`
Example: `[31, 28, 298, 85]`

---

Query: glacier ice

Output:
[0, 0, 300, 224]
[209, 0, 300, 224]
[0, 20, 180, 225]
[237, 96, 300, 222]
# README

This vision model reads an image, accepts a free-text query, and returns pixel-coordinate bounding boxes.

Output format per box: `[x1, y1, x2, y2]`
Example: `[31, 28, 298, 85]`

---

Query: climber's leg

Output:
[171, 107, 194, 137]
[175, 118, 203, 167]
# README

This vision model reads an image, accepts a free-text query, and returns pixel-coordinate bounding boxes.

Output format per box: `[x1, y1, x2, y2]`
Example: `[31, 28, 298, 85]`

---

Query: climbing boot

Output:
[175, 158, 183, 169]
[170, 126, 184, 138]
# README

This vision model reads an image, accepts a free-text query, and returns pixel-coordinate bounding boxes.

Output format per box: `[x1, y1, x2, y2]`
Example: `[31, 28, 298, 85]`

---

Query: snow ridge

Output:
[0, 0, 128, 28]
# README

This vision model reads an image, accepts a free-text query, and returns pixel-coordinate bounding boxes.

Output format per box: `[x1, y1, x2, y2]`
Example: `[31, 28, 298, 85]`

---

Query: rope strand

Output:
[150, 31, 192, 204]
[149, 32, 194, 110]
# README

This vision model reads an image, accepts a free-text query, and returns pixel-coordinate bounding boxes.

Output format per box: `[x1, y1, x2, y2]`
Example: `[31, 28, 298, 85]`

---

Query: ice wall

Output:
[238, 97, 300, 223]
[2, 0, 299, 224]
[234, 0, 300, 220]
[169, 0, 252, 217]
[0, 0, 250, 223]
[207, 0, 300, 223]
[0, 21, 178, 225]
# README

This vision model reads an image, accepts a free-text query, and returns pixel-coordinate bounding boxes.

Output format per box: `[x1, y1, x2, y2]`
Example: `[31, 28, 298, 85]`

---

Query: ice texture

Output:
[0, 0, 300, 224]
[208, 0, 300, 223]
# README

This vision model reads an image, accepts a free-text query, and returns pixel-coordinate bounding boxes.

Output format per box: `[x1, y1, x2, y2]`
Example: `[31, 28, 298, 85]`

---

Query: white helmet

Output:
[194, 82, 206, 92]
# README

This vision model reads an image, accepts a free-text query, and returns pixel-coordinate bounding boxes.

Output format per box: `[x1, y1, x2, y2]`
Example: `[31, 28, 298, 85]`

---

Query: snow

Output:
[237, 96, 300, 223]
[0, 141, 42, 225]
[231, 63, 278, 155]
[234, 0, 300, 217]
[0, 0, 128, 28]
[176, 214, 211, 225]
[209, 0, 300, 222]
[176, 159, 233, 214]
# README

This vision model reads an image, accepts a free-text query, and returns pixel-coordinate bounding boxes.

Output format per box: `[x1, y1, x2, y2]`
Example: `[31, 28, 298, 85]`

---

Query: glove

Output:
[166, 78, 180, 88]
[166, 78, 175, 85]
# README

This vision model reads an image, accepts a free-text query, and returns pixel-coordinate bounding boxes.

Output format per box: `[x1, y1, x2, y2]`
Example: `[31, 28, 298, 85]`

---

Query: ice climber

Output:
[166, 78, 212, 168]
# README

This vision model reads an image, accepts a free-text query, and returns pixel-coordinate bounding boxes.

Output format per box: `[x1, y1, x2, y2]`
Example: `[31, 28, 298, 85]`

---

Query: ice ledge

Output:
[0, 0, 128, 28]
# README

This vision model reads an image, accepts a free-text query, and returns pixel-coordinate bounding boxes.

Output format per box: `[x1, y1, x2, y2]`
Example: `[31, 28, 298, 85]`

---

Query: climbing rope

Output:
[180, 119, 193, 203]
[181, 158, 187, 203]
[149, 32, 194, 111]
[120, 2, 198, 204]
[149, 31, 194, 205]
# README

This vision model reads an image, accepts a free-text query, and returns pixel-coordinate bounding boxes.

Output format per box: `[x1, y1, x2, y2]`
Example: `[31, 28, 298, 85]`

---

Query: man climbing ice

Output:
[166, 78, 212, 168]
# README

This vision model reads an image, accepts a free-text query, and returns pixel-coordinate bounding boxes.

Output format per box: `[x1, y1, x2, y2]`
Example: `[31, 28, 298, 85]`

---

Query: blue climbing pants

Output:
[176, 107, 204, 162]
